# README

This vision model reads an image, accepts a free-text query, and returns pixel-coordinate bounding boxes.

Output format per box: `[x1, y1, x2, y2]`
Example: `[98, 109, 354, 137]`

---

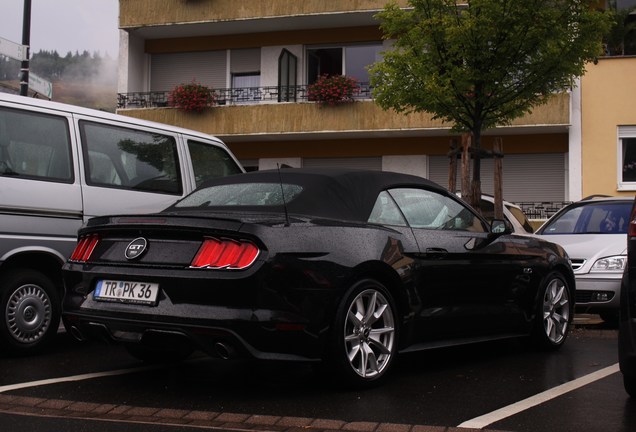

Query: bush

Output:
[307, 74, 359, 106]
[168, 81, 216, 112]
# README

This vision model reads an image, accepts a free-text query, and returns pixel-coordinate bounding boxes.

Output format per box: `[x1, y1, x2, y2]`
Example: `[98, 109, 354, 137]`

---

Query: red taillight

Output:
[191, 238, 259, 270]
[69, 234, 100, 262]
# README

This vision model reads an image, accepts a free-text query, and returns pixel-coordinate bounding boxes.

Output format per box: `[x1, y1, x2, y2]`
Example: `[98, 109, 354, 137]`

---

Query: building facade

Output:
[115, 0, 636, 218]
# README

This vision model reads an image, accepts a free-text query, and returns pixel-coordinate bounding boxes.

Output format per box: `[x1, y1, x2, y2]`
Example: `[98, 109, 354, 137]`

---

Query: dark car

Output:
[63, 168, 575, 387]
[620, 197, 636, 397]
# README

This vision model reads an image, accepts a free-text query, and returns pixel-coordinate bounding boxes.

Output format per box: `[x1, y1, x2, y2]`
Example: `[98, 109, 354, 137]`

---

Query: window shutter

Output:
[151, 51, 227, 91]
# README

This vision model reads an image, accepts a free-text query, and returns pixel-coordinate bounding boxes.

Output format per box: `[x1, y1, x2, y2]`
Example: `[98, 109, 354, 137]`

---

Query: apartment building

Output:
[115, 0, 635, 216]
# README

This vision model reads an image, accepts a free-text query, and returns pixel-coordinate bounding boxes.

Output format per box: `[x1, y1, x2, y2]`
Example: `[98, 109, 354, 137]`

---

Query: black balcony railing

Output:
[117, 83, 375, 109]
[517, 202, 571, 220]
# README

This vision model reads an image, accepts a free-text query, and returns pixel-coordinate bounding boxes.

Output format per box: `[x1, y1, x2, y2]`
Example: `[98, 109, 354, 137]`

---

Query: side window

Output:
[581, 203, 631, 234]
[368, 191, 407, 226]
[0, 107, 72, 182]
[80, 121, 182, 195]
[188, 140, 242, 188]
[388, 188, 486, 232]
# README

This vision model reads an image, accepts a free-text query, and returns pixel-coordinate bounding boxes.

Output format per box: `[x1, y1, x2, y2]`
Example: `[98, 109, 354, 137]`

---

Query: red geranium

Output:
[168, 80, 216, 112]
[307, 74, 359, 106]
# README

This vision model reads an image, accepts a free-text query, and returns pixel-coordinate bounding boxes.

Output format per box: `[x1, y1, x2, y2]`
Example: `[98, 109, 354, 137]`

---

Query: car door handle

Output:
[425, 247, 448, 256]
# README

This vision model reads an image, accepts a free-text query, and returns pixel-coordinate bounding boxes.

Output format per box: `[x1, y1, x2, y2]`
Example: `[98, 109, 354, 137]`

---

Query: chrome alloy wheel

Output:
[5, 284, 52, 344]
[344, 288, 395, 378]
[542, 278, 570, 344]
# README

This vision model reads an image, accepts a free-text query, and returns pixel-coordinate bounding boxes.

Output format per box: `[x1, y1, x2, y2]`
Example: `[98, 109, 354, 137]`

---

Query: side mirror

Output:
[490, 219, 513, 235]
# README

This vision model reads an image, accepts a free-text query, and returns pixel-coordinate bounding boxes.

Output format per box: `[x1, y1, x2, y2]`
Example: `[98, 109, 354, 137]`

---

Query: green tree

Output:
[370, 0, 609, 211]
[605, 1, 636, 56]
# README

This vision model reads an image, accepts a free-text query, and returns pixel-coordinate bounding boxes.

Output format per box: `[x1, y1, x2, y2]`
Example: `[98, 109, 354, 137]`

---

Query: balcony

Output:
[117, 85, 570, 141]
[117, 83, 374, 109]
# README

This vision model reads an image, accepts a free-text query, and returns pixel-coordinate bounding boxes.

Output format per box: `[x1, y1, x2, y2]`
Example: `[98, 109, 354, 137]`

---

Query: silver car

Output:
[456, 194, 535, 234]
[536, 196, 633, 323]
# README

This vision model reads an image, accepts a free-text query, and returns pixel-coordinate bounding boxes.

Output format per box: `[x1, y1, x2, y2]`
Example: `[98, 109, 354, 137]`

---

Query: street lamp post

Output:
[19, 0, 32, 96]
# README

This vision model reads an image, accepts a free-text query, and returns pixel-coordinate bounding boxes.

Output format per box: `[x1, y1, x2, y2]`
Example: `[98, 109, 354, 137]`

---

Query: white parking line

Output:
[458, 363, 620, 429]
[0, 365, 162, 393]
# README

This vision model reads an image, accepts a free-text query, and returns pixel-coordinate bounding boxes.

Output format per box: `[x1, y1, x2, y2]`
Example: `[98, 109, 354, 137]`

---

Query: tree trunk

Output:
[448, 138, 458, 193]
[470, 129, 482, 214]
[493, 138, 504, 220]
[461, 133, 472, 203]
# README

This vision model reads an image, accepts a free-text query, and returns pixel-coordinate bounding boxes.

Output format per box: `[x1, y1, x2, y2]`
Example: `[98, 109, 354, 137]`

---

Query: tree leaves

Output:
[370, 0, 611, 136]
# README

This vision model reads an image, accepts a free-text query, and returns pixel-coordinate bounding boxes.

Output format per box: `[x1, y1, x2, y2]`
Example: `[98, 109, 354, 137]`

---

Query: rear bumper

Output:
[63, 310, 322, 362]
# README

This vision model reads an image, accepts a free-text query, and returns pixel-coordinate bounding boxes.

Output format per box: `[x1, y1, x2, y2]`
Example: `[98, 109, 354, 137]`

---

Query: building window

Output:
[344, 44, 383, 84]
[307, 48, 342, 84]
[306, 43, 383, 85]
[231, 73, 261, 103]
[620, 136, 636, 188]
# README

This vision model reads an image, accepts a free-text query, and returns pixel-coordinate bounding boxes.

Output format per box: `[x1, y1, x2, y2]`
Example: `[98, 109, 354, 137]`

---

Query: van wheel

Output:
[0, 269, 60, 355]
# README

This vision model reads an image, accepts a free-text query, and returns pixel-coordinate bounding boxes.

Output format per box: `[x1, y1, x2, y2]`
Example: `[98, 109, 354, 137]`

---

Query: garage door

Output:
[428, 153, 565, 202]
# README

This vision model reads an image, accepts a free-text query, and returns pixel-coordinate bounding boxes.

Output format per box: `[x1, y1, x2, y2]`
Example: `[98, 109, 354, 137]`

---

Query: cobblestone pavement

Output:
[0, 393, 504, 432]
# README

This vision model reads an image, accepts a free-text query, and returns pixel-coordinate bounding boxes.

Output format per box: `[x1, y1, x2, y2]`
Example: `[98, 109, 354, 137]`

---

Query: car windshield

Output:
[541, 201, 632, 234]
[175, 182, 303, 207]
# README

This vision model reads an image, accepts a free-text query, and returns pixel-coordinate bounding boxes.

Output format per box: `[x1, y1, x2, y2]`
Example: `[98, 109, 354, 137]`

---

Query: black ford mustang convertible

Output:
[63, 168, 575, 386]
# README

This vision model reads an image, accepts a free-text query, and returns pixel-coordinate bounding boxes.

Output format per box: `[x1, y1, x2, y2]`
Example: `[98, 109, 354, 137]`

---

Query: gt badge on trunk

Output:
[125, 237, 148, 260]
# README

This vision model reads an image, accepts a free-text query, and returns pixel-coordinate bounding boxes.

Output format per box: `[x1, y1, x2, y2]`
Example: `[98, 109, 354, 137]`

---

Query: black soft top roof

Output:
[168, 167, 447, 222]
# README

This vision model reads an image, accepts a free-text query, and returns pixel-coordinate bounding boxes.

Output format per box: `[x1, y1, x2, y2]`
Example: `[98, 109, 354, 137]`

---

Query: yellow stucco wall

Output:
[120, 0, 411, 28]
[581, 57, 636, 197]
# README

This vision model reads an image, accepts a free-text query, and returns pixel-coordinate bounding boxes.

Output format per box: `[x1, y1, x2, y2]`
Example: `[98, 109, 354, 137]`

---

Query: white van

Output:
[0, 92, 243, 354]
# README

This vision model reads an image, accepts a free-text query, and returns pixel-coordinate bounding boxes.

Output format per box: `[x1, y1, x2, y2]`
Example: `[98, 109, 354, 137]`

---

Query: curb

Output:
[0, 394, 507, 432]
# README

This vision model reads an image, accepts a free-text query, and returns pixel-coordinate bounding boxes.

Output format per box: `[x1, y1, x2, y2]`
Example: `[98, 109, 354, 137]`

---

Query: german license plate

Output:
[94, 280, 159, 305]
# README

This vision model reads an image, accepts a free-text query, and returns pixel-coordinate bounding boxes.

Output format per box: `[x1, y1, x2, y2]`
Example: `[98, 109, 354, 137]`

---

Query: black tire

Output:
[624, 374, 636, 398]
[531, 271, 572, 350]
[0, 269, 61, 355]
[327, 279, 398, 388]
[124, 342, 194, 363]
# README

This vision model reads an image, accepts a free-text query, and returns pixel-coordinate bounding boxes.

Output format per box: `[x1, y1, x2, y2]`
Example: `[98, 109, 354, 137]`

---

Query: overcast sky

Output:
[0, 0, 119, 57]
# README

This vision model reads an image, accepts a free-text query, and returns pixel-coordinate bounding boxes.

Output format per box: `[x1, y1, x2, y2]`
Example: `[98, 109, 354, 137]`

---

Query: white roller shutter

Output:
[231, 49, 261, 74]
[151, 51, 227, 92]
[428, 153, 565, 202]
[619, 126, 636, 137]
[302, 157, 382, 170]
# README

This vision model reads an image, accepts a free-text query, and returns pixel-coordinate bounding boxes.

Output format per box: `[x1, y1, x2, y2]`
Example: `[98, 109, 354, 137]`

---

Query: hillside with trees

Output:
[0, 50, 117, 111]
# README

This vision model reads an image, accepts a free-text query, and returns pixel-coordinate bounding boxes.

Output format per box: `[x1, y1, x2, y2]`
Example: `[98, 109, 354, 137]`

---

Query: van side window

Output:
[0, 107, 73, 182]
[80, 121, 182, 195]
[188, 140, 242, 188]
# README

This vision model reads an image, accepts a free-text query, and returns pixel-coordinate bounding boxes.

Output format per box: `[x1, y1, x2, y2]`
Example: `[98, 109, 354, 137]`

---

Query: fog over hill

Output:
[0, 50, 117, 112]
